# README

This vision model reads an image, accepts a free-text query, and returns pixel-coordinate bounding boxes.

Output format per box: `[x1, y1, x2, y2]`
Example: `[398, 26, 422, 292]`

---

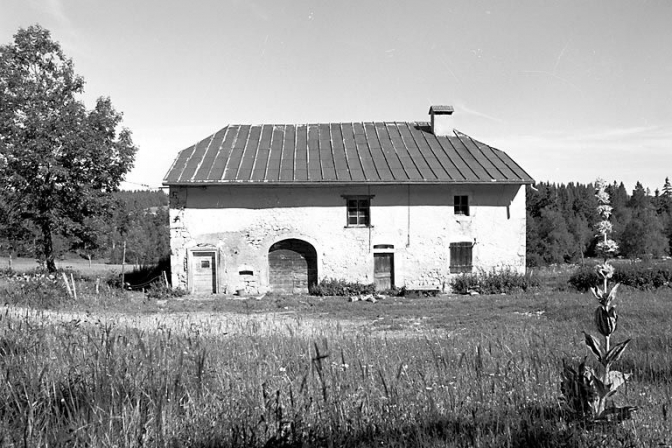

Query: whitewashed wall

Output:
[168, 183, 526, 293]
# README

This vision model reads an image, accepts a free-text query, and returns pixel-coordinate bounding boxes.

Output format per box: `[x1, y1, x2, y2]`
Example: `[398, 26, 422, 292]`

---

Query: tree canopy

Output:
[0, 25, 136, 271]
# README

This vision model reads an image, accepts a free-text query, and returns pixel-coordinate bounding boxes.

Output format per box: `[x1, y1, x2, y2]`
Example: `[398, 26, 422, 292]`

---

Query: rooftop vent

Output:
[428, 105, 454, 137]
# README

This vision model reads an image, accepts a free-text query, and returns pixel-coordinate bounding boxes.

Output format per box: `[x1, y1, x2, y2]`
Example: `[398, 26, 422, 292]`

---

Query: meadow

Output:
[0, 271, 671, 446]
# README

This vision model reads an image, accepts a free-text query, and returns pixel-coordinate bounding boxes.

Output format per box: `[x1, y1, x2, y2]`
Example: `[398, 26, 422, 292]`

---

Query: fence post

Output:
[62, 272, 72, 298]
[121, 241, 126, 288]
[70, 273, 77, 301]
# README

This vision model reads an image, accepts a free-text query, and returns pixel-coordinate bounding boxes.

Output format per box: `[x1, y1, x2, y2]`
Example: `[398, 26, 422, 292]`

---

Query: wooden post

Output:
[121, 241, 126, 288]
[95, 278, 100, 295]
[70, 273, 77, 301]
[163, 270, 169, 288]
[62, 272, 72, 297]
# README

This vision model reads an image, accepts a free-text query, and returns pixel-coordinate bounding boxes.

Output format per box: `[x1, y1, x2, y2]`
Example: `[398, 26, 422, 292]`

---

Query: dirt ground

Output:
[0, 296, 454, 340]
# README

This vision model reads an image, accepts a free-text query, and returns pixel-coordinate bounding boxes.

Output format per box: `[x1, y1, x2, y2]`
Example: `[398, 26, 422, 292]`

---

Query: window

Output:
[454, 195, 469, 216]
[450, 242, 473, 273]
[346, 198, 370, 227]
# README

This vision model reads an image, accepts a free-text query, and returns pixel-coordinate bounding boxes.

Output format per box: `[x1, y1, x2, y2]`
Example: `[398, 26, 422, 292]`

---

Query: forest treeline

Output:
[0, 190, 169, 266]
[526, 179, 672, 266]
[2, 179, 672, 268]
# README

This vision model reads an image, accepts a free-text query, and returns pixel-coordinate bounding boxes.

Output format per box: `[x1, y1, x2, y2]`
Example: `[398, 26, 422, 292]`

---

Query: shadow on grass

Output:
[177, 404, 640, 448]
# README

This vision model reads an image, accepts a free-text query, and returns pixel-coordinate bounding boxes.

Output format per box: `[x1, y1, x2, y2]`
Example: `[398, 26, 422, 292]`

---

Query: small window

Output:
[346, 198, 370, 227]
[454, 195, 469, 216]
[450, 242, 473, 273]
[201, 260, 210, 269]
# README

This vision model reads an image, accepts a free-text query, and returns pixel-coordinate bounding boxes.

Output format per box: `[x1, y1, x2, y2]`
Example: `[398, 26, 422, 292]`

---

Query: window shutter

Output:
[450, 242, 473, 273]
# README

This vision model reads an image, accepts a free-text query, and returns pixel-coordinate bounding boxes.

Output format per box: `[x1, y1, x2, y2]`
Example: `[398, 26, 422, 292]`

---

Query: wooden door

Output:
[374, 253, 394, 290]
[268, 239, 317, 294]
[192, 251, 216, 294]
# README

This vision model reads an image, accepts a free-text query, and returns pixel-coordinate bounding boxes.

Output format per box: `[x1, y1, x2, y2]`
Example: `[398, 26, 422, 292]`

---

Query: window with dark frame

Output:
[449, 242, 473, 273]
[346, 198, 370, 227]
[454, 195, 469, 216]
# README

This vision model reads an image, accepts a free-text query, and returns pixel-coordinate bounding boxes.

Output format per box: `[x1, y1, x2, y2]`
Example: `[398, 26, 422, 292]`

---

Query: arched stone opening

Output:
[268, 239, 318, 294]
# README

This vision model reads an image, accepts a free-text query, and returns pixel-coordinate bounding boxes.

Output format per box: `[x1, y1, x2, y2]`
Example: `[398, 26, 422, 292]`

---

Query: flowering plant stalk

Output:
[561, 179, 636, 421]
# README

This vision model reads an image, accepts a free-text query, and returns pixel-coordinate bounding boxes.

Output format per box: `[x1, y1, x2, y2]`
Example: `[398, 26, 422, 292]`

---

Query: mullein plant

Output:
[561, 179, 637, 422]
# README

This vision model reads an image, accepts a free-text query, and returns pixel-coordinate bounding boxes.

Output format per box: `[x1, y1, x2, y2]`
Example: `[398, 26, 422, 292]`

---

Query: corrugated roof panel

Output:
[444, 136, 491, 181]
[330, 124, 350, 181]
[466, 135, 521, 180]
[387, 123, 422, 180]
[364, 123, 393, 181]
[403, 124, 439, 180]
[163, 145, 194, 183]
[265, 126, 284, 181]
[396, 124, 428, 180]
[194, 128, 226, 180]
[307, 125, 321, 180]
[422, 134, 459, 181]
[295, 125, 308, 179]
[221, 125, 247, 180]
[341, 124, 362, 177]
[164, 121, 534, 185]
[317, 124, 336, 180]
[454, 134, 503, 180]
[206, 127, 235, 181]
[178, 134, 212, 182]
[280, 125, 295, 181]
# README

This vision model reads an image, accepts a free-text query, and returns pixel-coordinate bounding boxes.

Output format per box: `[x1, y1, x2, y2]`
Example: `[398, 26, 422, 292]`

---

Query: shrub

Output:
[450, 268, 539, 295]
[309, 278, 376, 296]
[0, 272, 70, 309]
[569, 263, 672, 291]
[145, 281, 188, 300]
[568, 265, 600, 292]
[450, 273, 480, 294]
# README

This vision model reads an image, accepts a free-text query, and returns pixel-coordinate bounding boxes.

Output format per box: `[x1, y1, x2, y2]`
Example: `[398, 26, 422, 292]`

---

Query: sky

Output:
[1, 0, 671, 193]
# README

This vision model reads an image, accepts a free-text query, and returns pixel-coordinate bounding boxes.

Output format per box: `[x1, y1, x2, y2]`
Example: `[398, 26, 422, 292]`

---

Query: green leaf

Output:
[605, 338, 631, 367]
[583, 331, 604, 362]
[605, 370, 630, 393]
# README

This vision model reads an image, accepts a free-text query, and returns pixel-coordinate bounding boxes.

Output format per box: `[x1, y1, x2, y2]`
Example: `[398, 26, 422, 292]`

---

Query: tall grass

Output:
[1, 290, 670, 447]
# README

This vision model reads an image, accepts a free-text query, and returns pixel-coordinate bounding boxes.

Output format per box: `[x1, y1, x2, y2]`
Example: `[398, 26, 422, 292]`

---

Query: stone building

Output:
[163, 106, 534, 294]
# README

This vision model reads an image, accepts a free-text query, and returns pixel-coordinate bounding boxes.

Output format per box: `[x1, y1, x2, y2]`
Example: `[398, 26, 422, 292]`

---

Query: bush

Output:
[145, 281, 188, 300]
[309, 278, 376, 296]
[450, 268, 540, 295]
[567, 265, 599, 292]
[568, 262, 672, 291]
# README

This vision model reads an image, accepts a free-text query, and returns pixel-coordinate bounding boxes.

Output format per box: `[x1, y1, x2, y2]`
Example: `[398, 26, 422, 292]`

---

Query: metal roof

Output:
[163, 122, 534, 185]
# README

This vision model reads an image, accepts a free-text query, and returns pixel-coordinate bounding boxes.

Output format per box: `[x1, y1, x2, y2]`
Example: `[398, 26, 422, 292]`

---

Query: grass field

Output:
[0, 276, 670, 447]
[0, 255, 125, 276]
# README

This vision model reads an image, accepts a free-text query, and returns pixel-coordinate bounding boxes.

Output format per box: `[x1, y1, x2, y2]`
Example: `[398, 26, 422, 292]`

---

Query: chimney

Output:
[428, 105, 454, 137]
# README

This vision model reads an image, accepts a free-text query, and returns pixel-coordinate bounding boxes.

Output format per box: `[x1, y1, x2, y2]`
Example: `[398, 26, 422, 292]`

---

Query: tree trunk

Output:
[41, 221, 57, 273]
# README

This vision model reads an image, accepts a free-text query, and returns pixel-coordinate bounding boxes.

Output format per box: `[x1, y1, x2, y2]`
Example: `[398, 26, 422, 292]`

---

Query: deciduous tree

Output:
[0, 25, 136, 272]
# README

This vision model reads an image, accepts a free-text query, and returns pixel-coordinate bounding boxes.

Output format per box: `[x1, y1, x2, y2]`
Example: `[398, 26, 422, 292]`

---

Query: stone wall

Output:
[168, 183, 526, 293]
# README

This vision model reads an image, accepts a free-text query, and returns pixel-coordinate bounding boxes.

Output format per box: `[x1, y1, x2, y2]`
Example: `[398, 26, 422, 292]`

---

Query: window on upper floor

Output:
[449, 241, 473, 273]
[345, 197, 370, 227]
[454, 195, 469, 216]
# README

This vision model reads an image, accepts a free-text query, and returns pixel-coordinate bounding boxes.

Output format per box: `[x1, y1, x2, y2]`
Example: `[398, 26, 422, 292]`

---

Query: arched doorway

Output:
[268, 239, 317, 294]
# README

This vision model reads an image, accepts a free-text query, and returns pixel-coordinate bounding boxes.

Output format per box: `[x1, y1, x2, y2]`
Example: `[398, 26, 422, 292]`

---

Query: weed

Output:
[561, 179, 636, 422]
[450, 268, 539, 294]
[309, 278, 376, 296]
